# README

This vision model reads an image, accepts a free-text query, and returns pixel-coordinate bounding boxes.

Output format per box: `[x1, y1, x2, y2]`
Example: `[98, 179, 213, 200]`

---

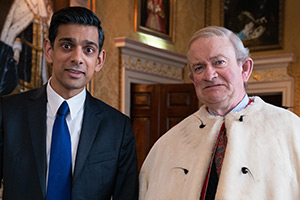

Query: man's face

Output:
[44, 24, 105, 99]
[187, 36, 252, 114]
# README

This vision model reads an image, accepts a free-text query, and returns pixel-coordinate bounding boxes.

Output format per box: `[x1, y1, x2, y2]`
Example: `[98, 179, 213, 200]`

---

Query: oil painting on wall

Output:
[222, 0, 283, 51]
[135, 0, 175, 42]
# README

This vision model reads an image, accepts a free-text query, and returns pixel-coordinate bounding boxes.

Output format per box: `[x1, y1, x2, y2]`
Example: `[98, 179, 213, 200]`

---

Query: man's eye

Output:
[85, 47, 95, 54]
[194, 65, 204, 74]
[62, 44, 72, 49]
[215, 60, 226, 66]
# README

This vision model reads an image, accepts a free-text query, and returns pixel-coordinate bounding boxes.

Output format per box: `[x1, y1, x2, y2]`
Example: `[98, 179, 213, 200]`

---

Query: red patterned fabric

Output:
[214, 124, 227, 177]
[200, 123, 225, 200]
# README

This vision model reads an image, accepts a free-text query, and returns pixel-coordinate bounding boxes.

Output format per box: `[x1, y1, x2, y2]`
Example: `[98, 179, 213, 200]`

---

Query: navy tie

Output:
[47, 101, 72, 200]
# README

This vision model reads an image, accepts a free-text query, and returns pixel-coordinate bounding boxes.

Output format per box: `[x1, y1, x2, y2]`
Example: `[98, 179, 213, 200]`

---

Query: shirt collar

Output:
[231, 94, 249, 113]
[47, 79, 86, 120]
[208, 94, 249, 116]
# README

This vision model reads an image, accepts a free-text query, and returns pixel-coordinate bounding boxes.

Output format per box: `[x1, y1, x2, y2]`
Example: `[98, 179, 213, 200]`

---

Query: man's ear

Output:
[241, 58, 253, 82]
[95, 49, 106, 72]
[43, 39, 53, 64]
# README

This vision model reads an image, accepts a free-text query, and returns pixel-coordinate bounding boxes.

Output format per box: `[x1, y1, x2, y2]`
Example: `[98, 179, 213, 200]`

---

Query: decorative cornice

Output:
[252, 53, 295, 69]
[120, 54, 183, 80]
[249, 53, 295, 82]
[115, 37, 186, 80]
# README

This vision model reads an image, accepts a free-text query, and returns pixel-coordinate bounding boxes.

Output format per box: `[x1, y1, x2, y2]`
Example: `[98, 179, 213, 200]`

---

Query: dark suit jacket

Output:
[0, 85, 138, 200]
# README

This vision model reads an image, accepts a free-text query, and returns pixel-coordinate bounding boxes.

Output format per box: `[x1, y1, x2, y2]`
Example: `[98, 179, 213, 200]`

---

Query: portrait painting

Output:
[222, 0, 284, 51]
[135, 0, 175, 42]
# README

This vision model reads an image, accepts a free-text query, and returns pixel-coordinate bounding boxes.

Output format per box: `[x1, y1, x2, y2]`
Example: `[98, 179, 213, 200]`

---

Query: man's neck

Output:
[207, 94, 249, 116]
[49, 78, 85, 100]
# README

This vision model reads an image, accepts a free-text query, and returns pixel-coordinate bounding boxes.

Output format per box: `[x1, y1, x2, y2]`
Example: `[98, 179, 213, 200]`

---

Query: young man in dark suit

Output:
[0, 6, 138, 200]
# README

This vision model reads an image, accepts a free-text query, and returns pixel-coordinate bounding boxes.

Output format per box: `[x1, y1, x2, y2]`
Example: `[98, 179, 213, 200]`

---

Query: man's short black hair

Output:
[48, 6, 104, 51]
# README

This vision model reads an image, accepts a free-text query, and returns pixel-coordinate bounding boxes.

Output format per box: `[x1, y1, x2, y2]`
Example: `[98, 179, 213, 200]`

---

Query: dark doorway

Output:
[249, 92, 283, 108]
[130, 83, 199, 170]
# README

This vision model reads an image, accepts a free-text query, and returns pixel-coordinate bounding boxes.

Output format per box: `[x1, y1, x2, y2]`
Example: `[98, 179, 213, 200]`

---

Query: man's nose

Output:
[203, 65, 218, 81]
[70, 47, 84, 65]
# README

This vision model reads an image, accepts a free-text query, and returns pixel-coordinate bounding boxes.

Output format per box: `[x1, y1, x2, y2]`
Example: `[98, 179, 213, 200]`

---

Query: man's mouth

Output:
[67, 69, 85, 75]
[204, 84, 222, 89]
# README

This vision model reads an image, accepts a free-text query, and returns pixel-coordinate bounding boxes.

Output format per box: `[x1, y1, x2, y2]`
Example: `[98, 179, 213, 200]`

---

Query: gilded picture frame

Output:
[135, 0, 175, 42]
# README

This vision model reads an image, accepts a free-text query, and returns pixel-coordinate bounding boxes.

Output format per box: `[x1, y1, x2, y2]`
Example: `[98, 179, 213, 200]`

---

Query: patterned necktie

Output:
[201, 123, 227, 200]
[214, 124, 227, 177]
[47, 101, 72, 200]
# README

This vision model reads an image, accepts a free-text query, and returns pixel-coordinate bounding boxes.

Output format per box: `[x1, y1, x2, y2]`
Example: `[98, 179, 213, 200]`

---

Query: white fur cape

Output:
[139, 97, 300, 200]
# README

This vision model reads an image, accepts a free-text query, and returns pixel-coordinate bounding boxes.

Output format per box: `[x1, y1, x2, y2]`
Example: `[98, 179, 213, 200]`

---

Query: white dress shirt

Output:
[46, 81, 86, 181]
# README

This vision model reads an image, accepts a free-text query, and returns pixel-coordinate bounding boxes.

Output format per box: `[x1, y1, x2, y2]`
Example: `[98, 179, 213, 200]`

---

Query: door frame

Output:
[122, 69, 183, 116]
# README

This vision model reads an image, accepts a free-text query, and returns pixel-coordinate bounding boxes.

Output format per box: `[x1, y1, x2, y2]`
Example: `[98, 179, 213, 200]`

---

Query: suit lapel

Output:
[27, 86, 47, 197]
[72, 92, 103, 185]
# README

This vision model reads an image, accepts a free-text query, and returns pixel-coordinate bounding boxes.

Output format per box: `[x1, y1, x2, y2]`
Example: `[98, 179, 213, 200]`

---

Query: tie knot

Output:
[57, 101, 69, 116]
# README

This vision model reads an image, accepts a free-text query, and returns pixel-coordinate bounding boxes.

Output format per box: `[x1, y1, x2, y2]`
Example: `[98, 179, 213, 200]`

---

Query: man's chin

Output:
[201, 96, 225, 106]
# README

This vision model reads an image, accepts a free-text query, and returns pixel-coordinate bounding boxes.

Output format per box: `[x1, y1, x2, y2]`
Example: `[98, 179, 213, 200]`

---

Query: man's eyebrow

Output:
[57, 38, 98, 49]
[191, 61, 205, 67]
[58, 37, 74, 43]
[190, 55, 227, 66]
[84, 40, 98, 49]
[209, 55, 227, 61]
